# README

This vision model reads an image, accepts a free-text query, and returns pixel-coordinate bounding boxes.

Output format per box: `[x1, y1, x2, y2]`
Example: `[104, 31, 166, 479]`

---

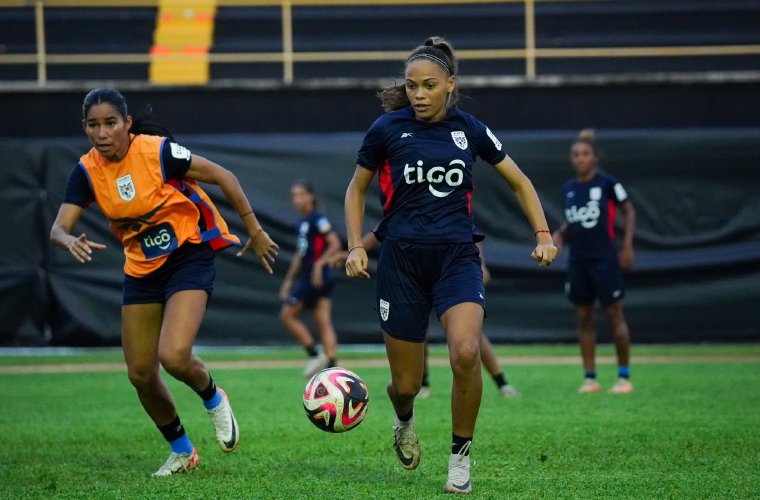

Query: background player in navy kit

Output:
[279, 179, 342, 378]
[552, 129, 636, 394]
[344, 37, 557, 494]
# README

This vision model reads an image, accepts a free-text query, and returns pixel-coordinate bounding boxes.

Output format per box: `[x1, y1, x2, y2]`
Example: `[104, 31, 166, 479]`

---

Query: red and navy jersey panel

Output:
[562, 171, 629, 260]
[297, 210, 332, 277]
[356, 106, 507, 244]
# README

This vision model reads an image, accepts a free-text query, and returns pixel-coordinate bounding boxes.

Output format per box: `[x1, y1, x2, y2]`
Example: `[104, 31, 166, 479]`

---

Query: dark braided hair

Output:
[377, 36, 459, 112]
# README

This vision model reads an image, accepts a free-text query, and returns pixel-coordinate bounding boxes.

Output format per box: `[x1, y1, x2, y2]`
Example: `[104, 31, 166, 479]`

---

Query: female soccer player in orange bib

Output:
[50, 88, 278, 476]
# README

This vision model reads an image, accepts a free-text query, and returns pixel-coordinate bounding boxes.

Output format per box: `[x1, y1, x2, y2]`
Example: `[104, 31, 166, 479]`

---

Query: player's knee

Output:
[392, 377, 422, 400]
[158, 348, 191, 377]
[280, 305, 296, 325]
[127, 365, 157, 389]
[450, 342, 480, 373]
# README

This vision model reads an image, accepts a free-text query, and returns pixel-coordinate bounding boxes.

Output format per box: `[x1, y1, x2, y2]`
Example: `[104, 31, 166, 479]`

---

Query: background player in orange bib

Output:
[50, 88, 278, 476]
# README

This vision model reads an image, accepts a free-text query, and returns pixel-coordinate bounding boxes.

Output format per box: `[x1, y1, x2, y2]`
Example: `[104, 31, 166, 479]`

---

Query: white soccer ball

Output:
[303, 367, 369, 433]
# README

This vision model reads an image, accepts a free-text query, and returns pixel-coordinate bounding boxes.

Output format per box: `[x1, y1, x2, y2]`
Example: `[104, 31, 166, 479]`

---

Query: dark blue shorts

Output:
[376, 240, 485, 343]
[287, 271, 335, 309]
[122, 243, 216, 305]
[565, 258, 625, 307]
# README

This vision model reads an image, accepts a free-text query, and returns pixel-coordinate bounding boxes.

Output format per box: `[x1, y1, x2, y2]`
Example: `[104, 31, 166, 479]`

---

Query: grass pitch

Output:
[1, 344, 758, 499]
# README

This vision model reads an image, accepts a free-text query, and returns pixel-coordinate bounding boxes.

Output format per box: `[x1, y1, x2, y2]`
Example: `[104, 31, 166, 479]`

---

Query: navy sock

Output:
[397, 409, 413, 423]
[618, 366, 630, 379]
[421, 373, 430, 388]
[328, 357, 337, 368]
[452, 434, 472, 456]
[492, 372, 507, 388]
[305, 344, 318, 357]
[584, 370, 597, 379]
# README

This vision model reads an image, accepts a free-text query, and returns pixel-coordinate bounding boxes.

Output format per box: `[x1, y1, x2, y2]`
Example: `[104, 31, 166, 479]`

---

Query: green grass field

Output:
[1, 344, 759, 499]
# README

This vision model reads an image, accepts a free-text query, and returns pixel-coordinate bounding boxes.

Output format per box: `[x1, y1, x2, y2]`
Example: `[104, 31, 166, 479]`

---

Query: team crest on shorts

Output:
[116, 174, 136, 201]
[451, 131, 468, 150]
[379, 299, 390, 322]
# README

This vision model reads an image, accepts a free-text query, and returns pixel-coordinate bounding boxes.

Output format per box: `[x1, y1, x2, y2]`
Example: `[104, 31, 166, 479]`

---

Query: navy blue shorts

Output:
[287, 272, 335, 308]
[565, 258, 625, 307]
[376, 240, 485, 343]
[122, 243, 216, 305]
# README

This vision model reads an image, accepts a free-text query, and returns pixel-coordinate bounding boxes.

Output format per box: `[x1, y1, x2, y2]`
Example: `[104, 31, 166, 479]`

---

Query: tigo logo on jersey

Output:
[139, 222, 178, 259]
[116, 174, 136, 201]
[451, 131, 468, 150]
[565, 201, 600, 229]
[379, 299, 390, 321]
[403, 159, 465, 198]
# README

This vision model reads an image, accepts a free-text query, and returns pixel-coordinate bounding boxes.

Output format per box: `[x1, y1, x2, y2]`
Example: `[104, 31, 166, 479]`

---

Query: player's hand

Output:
[311, 265, 324, 288]
[531, 242, 558, 267]
[237, 228, 279, 274]
[67, 233, 106, 263]
[551, 232, 564, 253]
[619, 244, 634, 271]
[345, 247, 370, 279]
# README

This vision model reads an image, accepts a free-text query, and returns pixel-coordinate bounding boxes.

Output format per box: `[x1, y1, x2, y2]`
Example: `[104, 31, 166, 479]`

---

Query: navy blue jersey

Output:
[357, 106, 507, 243]
[562, 172, 629, 260]
[63, 137, 192, 208]
[297, 210, 333, 278]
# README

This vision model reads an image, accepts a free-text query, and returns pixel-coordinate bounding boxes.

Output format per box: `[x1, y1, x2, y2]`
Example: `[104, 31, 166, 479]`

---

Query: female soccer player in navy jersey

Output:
[279, 179, 342, 378]
[552, 129, 636, 395]
[344, 37, 557, 494]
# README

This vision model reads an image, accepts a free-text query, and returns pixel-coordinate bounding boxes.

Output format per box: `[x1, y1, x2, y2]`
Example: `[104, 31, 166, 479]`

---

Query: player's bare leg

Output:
[480, 334, 519, 397]
[576, 303, 600, 393]
[605, 300, 633, 393]
[441, 302, 482, 494]
[312, 298, 338, 363]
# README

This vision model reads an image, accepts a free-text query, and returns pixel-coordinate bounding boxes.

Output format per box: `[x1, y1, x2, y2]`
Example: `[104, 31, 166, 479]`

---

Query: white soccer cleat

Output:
[303, 353, 329, 379]
[207, 387, 240, 452]
[151, 448, 199, 477]
[608, 378, 634, 394]
[578, 378, 601, 394]
[393, 415, 421, 470]
[499, 384, 521, 398]
[417, 385, 432, 399]
[444, 441, 472, 494]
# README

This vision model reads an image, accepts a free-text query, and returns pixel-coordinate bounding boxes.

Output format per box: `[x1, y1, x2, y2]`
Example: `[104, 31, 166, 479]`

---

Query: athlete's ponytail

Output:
[129, 104, 175, 142]
[377, 36, 460, 112]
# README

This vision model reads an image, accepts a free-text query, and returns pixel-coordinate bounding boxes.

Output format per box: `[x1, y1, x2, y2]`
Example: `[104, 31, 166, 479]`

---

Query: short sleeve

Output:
[606, 175, 628, 203]
[469, 116, 507, 166]
[316, 216, 332, 235]
[161, 139, 192, 181]
[356, 118, 388, 171]
[62, 163, 95, 207]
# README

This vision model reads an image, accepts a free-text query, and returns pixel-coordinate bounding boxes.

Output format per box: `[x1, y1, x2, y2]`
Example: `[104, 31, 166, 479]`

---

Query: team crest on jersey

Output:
[116, 174, 136, 201]
[451, 131, 468, 150]
[589, 187, 602, 201]
[379, 299, 390, 322]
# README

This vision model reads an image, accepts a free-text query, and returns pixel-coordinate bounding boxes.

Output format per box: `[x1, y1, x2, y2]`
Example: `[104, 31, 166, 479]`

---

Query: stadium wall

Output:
[1, 126, 758, 346]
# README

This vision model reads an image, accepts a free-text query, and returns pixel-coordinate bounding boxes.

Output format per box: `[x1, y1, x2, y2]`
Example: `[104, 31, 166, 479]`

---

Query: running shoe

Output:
[303, 353, 328, 379]
[207, 387, 239, 452]
[608, 378, 634, 394]
[444, 441, 472, 494]
[393, 415, 421, 470]
[578, 378, 601, 394]
[152, 448, 199, 477]
[500, 384, 521, 398]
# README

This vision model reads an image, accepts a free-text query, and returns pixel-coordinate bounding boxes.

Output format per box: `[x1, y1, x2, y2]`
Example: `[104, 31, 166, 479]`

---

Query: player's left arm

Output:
[493, 156, 558, 267]
[185, 154, 279, 273]
[618, 200, 636, 271]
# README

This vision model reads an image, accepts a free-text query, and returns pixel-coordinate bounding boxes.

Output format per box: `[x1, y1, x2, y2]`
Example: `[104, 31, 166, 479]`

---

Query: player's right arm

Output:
[552, 222, 568, 253]
[50, 203, 107, 263]
[344, 166, 375, 279]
